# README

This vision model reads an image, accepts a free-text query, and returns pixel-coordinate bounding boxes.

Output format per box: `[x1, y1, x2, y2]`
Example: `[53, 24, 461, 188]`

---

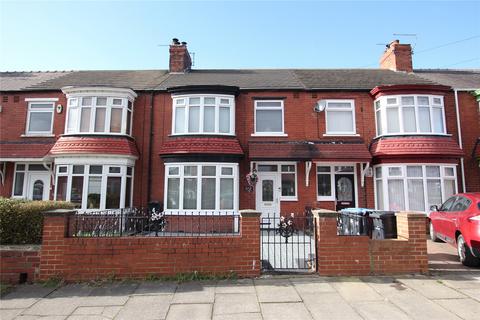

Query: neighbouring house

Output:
[0, 39, 479, 219]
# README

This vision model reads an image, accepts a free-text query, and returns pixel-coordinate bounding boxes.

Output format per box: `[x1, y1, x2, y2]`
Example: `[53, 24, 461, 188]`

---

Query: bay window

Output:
[172, 95, 235, 135]
[62, 87, 136, 136]
[374, 164, 457, 212]
[325, 100, 356, 135]
[164, 163, 238, 213]
[375, 95, 446, 136]
[55, 163, 134, 211]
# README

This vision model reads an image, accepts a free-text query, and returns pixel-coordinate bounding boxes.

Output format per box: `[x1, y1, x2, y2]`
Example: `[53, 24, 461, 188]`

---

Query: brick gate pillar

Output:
[239, 210, 262, 276]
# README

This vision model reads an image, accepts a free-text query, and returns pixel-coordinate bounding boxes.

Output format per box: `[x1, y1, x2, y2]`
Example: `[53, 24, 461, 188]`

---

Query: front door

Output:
[335, 174, 355, 211]
[256, 172, 280, 224]
[27, 173, 50, 201]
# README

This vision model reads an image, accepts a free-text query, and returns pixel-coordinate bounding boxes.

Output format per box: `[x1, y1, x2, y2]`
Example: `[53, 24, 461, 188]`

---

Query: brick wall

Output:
[315, 210, 428, 276]
[38, 210, 261, 281]
[0, 245, 40, 284]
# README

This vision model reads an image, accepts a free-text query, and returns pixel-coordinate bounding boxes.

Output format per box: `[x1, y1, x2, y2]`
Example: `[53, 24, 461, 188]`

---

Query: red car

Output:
[429, 193, 480, 267]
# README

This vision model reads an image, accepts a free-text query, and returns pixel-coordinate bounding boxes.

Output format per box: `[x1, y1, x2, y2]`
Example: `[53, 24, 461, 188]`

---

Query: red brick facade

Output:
[0, 245, 40, 284]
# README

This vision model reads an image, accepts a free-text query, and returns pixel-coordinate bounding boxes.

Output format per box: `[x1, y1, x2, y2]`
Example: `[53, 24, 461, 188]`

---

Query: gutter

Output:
[454, 89, 466, 193]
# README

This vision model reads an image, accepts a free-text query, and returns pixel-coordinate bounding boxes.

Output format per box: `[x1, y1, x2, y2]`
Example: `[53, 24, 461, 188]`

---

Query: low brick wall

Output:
[315, 211, 428, 276]
[39, 210, 261, 281]
[0, 245, 40, 284]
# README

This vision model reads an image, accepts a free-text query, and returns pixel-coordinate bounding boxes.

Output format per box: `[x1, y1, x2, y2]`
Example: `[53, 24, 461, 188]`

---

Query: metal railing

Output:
[67, 208, 240, 238]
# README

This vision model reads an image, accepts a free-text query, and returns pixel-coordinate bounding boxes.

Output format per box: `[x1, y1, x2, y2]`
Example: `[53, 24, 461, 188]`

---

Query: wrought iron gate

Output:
[260, 212, 317, 273]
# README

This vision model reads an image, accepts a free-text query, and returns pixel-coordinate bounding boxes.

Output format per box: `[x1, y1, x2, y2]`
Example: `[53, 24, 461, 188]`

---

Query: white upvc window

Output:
[54, 163, 134, 211]
[374, 164, 457, 212]
[25, 100, 56, 135]
[316, 164, 355, 201]
[325, 100, 356, 135]
[254, 100, 285, 136]
[164, 163, 238, 214]
[172, 94, 235, 135]
[374, 95, 446, 137]
[256, 162, 298, 200]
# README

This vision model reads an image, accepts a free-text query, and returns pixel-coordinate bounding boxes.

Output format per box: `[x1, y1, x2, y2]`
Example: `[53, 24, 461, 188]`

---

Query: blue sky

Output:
[0, 1, 479, 71]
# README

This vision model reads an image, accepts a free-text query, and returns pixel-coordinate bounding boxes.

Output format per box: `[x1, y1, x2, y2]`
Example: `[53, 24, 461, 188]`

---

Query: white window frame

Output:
[324, 99, 357, 136]
[171, 94, 235, 136]
[373, 163, 458, 212]
[315, 163, 358, 203]
[54, 160, 134, 211]
[253, 100, 287, 136]
[25, 99, 57, 136]
[254, 161, 298, 201]
[374, 94, 448, 137]
[62, 87, 136, 136]
[164, 162, 239, 214]
[12, 162, 52, 198]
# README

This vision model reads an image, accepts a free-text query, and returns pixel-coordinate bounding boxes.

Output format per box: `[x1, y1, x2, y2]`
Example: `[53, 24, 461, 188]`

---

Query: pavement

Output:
[1, 241, 479, 320]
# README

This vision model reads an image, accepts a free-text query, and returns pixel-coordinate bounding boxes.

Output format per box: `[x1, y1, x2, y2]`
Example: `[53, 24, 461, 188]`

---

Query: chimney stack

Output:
[379, 40, 413, 73]
[169, 38, 192, 73]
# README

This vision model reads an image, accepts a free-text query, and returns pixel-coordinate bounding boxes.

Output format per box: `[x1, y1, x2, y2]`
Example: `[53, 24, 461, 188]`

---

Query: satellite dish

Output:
[314, 100, 327, 112]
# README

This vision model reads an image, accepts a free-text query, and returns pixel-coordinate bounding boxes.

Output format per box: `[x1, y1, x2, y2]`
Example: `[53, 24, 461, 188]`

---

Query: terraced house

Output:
[0, 39, 479, 219]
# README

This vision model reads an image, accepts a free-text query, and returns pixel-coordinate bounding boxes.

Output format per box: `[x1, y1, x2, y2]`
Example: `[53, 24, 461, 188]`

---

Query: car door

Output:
[444, 196, 471, 243]
[432, 196, 456, 240]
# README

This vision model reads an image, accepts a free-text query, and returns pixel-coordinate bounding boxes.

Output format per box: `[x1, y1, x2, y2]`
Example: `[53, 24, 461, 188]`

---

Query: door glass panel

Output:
[32, 180, 44, 200]
[336, 177, 353, 201]
[262, 180, 273, 202]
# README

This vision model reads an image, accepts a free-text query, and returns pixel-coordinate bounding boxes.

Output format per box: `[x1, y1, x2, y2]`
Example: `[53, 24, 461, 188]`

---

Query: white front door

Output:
[256, 172, 280, 222]
[27, 172, 50, 201]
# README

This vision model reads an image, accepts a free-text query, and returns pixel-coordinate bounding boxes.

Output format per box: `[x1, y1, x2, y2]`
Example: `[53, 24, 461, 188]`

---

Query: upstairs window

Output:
[325, 100, 356, 135]
[25, 99, 56, 135]
[375, 95, 446, 136]
[66, 97, 133, 135]
[172, 95, 235, 135]
[254, 100, 285, 135]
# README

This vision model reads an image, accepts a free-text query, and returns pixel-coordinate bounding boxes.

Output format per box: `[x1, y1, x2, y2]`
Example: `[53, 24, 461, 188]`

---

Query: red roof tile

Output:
[249, 141, 372, 161]
[371, 136, 463, 159]
[159, 137, 244, 156]
[0, 141, 54, 159]
[49, 136, 139, 157]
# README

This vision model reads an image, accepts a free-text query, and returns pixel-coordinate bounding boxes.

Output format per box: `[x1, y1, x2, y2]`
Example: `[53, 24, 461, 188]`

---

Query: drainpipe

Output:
[147, 91, 155, 203]
[454, 89, 466, 193]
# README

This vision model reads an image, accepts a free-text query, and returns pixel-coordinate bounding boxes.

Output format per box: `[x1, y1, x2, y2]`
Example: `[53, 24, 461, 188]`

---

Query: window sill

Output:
[317, 197, 335, 202]
[323, 133, 359, 137]
[251, 133, 288, 137]
[21, 134, 55, 138]
[374, 133, 452, 139]
[280, 198, 298, 202]
[169, 133, 235, 137]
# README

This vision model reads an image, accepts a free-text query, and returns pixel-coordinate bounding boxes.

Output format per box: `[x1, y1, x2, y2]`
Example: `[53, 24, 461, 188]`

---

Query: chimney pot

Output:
[181, 41, 187, 45]
[172, 38, 180, 45]
[379, 39, 413, 73]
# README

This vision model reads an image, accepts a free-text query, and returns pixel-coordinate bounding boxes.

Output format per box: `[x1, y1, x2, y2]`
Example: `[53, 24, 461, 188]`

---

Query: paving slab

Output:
[0, 308, 22, 320]
[290, 277, 335, 295]
[115, 295, 172, 320]
[0, 284, 55, 309]
[49, 284, 94, 298]
[212, 313, 262, 320]
[134, 281, 177, 296]
[75, 295, 129, 307]
[351, 301, 411, 320]
[459, 288, 480, 301]
[171, 282, 215, 304]
[166, 303, 212, 320]
[397, 276, 467, 299]
[261, 302, 313, 320]
[215, 279, 255, 294]
[88, 283, 138, 297]
[254, 279, 301, 303]
[302, 292, 363, 320]
[434, 274, 480, 290]
[434, 298, 480, 320]
[67, 316, 110, 320]
[15, 316, 67, 320]
[72, 307, 105, 315]
[213, 293, 260, 315]
[329, 277, 384, 302]
[23, 297, 81, 316]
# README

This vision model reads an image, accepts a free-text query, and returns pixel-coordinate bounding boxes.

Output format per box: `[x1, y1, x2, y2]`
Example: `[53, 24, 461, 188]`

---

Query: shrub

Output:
[0, 198, 74, 245]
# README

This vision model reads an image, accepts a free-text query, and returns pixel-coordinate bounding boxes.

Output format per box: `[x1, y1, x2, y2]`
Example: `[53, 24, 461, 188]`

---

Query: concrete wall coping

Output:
[0, 244, 41, 251]
[239, 209, 262, 218]
[43, 209, 76, 217]
[312, 209, 338, 218]
[395, 211, 428, 218]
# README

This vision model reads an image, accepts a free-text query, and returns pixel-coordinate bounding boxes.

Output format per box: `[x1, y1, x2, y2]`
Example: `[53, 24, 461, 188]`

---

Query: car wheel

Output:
[429, 221, 440, 242]
[457, 234, 480, 267]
